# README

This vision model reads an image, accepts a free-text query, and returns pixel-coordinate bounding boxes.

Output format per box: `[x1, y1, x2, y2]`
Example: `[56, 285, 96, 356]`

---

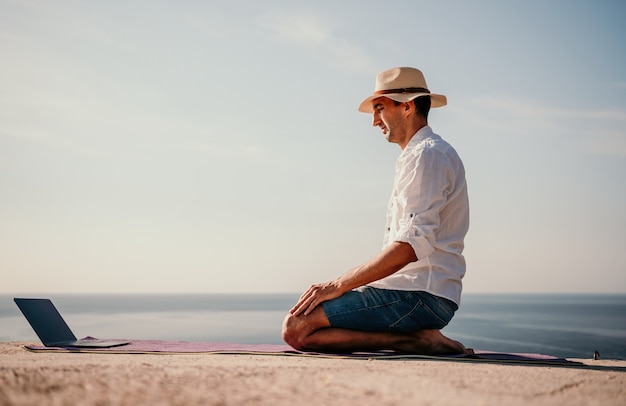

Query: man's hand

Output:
[289, 242, 418, 318]
[289, 281, 345, 317]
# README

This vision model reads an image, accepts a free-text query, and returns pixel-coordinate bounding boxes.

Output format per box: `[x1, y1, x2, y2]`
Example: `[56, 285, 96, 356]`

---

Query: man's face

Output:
[371, 97, 406, 144]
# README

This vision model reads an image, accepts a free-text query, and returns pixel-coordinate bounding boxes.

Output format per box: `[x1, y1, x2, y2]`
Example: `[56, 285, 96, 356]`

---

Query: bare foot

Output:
[399, 330, 469, 355]
[427, 330, 469, 355]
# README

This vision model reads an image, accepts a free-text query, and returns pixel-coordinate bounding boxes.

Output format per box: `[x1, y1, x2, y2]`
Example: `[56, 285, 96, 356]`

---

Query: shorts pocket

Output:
[389, 294, 452, 332]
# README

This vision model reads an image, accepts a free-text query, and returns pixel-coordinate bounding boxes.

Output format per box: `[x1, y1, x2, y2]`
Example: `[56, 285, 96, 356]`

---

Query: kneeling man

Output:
[282, 67, 471, 355]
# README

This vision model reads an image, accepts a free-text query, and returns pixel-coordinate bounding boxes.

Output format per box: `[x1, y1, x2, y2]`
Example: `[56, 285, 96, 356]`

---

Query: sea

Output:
[2, 293, 625, 360]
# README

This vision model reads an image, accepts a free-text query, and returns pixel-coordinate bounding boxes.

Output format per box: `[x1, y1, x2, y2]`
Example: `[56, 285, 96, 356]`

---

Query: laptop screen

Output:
[14, 298, 77, 345]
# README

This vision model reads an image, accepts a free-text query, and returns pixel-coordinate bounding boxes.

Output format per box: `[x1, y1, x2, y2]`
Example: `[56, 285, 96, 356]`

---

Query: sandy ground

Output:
[0, 342, 625, 406]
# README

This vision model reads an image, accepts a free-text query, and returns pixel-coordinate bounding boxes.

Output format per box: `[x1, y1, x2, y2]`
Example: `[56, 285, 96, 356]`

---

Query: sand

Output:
[1, 342, 625, 406]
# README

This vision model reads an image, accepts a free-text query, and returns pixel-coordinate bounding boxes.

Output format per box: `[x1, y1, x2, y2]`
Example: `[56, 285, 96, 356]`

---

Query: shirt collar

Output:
[405, 125, 434, 148]
[398, 126, 438, 162]
[396, 126, 441, 169]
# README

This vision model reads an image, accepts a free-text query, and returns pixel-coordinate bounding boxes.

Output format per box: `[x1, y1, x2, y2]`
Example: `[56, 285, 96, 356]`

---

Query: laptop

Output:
[14, 298, 130, 348]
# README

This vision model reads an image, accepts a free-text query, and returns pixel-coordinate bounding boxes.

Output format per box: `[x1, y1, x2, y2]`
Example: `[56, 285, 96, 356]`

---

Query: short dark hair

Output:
[414, 96, 431, 120]
[393, 96, 431, 120]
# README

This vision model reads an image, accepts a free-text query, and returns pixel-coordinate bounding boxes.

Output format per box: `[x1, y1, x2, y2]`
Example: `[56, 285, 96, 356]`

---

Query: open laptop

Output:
[14, 298, 130, 348]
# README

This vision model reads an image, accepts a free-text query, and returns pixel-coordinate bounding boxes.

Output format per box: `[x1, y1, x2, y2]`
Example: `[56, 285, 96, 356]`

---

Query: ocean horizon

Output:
[2, 293, 625, 360]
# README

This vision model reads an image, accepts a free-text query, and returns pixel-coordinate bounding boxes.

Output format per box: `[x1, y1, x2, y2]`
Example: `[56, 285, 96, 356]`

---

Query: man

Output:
[282, 67, 470, 355]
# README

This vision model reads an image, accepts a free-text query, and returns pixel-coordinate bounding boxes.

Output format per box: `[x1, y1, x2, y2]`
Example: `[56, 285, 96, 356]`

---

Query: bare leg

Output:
[282, 306, 468, 355]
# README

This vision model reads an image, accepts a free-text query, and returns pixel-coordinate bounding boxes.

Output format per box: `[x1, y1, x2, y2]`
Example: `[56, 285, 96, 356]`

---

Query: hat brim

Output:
[358, 93, 447, 113]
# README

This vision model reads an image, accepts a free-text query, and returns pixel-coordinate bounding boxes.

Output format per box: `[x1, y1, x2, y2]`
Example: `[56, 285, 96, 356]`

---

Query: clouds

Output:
[258, 8, 376, 74]
[579, 129, 626, 158]
[1, 1, 625, 294]
[449, 95, 626, 158]
[261, 9, 332, 47]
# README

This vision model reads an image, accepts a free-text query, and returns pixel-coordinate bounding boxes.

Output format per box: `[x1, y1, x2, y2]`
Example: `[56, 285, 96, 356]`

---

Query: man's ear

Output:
[403, 101, 414, 116]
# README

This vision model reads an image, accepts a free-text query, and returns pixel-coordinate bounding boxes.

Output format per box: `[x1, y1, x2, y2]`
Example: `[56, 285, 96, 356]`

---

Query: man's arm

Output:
[289, 241, 417, 317]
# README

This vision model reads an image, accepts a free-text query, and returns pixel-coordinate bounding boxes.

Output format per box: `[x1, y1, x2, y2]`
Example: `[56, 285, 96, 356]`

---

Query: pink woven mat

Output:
[26, 338, 295, 353]
[23, 337, 580, 365]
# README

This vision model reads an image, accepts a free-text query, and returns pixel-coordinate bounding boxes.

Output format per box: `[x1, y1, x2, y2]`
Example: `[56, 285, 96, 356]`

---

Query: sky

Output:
[1, 0, 625, 295]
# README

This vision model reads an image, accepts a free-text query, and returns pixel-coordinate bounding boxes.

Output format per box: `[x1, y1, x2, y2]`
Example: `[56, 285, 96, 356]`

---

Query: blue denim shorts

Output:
[321, 287, 458, 333]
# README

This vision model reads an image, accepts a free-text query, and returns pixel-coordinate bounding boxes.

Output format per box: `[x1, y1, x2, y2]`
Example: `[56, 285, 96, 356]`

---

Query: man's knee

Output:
[281, 308, 330, 351]
[281, 313, 306, 350]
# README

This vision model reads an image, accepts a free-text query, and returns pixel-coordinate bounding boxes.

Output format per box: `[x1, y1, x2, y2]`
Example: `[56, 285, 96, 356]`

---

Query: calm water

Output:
[2, 293, 625, 359]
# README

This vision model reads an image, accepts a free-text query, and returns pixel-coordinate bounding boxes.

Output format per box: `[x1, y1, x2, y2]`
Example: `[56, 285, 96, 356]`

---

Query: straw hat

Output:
[358, 67, 447, 113]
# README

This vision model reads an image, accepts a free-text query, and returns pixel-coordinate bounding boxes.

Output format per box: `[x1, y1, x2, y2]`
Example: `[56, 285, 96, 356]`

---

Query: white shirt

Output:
[367, 126, 469, 306]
